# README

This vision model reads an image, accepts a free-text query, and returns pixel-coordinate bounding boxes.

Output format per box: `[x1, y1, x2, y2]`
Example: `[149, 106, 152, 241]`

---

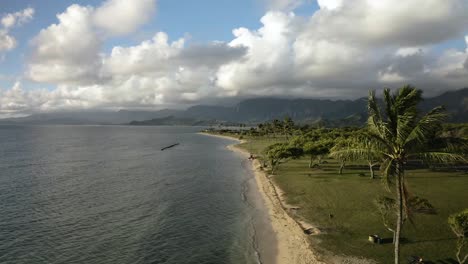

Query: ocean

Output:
[0, 125, 274, 264]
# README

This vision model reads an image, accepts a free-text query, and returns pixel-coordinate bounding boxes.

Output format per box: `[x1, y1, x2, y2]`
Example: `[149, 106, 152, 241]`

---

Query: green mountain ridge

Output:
[2, 88, 467, 125]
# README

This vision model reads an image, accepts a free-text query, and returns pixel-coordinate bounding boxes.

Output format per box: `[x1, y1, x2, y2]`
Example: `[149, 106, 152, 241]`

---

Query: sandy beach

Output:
[200, 133, 324, 264]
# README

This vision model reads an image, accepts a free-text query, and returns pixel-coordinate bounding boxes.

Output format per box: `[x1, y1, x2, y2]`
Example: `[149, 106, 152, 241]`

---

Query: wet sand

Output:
[200, 133, 324, 264]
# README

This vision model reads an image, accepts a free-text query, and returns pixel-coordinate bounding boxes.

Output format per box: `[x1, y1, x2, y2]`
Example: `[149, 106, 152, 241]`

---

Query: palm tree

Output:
[330, 85, 466, 264]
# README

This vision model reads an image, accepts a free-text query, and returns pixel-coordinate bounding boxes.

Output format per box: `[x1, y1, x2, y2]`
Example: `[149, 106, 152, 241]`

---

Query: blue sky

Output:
[0, 0, 467, 116]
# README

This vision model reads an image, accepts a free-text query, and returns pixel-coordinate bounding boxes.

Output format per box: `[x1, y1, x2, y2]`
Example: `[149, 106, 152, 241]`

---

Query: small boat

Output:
[161, 143, 180, 151]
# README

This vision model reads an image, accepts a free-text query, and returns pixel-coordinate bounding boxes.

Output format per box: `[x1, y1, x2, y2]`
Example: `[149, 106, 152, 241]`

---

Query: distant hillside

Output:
[128, 116, 239, 126]
[168, 88, 467, 125]
[421, 88, 468, 122]
[229, 97, 368, 123]
[0, 109, 181, 125]
[2, 88, 467, 126]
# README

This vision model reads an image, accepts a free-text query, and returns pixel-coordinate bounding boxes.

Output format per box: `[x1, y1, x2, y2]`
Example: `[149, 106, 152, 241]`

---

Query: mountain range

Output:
[1, 88, 467, 126]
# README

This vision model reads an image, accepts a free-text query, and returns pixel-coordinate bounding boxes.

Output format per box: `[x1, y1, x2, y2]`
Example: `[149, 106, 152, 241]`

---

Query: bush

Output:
[449, 209, 468, 238]
[448, 209, 468, 264]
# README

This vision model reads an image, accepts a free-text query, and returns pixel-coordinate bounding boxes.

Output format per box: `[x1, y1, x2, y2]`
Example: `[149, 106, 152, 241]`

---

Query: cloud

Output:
[103, 32, 184, 76]
[95, 34, 246, 105]
[1, 7, 34, 29]
[378, 51, 427, 83]
[25, 0, 247, 110]
[4, 1, 468, 117]
[0, 82, 50, 117]
[216, 12, 299, 95]
[27, 5, 102, 84]
[215, 11, 375, 98]
[215, 1, 468, 98]
[94, 0, 156, 35]
[317, 0, 343, 10]
[177, 43, 247, 68]
[464, 36, 468, 69]
[27, 0, 158, 84]
[0, 32, 16, 52]
[0, 7, 34, 52]
[264, 0, 304, 11]
[310, 0, 468, 46]
[23, 27, 246, 114]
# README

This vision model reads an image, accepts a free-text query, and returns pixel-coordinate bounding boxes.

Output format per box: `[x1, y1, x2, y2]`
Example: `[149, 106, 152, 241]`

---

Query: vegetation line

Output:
[203, 85, 468, 264]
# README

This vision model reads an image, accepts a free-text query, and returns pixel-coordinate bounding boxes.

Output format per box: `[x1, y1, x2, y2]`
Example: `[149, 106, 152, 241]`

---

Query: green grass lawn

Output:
[236, 135, 468, 264]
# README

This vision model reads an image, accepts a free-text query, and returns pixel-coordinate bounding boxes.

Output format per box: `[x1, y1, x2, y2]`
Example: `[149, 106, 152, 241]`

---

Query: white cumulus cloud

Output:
[2, 0, 468, 117]
[94, 0, 156, 35]
[27, 0, 157, 84]
[0, 7, 34, 53]
[317, 0, 343, 10]
[28, 5, 102, 84]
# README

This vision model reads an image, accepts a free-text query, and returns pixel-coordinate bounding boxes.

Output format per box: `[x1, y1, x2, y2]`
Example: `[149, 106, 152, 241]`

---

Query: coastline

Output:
[200, 132, 324, 264]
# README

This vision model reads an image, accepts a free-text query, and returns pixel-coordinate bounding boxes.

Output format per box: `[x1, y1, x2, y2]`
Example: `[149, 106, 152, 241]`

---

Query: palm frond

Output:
[329, 148, 382, 161]
[383, 88, 398, 141]
[438, 137, 468, 155]
[367, 90, 385, 136]
[404, 106, 448, 148]
[361, 130, 393, 151]
[380, 158, 395, 191]
[394, 85, 422, 115]
[392, 86, 422, 146]
[409, 151, 466, 164]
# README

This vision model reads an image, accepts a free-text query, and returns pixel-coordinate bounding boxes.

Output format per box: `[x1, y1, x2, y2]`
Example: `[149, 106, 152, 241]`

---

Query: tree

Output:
[264, 143, 303, 173]
[289, 133, 332, 168]
[353, 136, 382, 179]
[375, 196, 436, 244]
[283, 116, 295, 139]
[375, 196, 397, 242]
[330, 86, 466, 264]
[272, 119, 282, 137]
[303, 141, 331, 168]
[330, 138, 351, 175]
[448, 209, 468, 264]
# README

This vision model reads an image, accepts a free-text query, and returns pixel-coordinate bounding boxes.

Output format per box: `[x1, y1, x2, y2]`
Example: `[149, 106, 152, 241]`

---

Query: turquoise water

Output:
[0, 125, 274, 264]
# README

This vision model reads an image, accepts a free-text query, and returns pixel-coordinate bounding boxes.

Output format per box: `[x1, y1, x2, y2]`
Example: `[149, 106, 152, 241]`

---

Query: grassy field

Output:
[234, 135, 468, 264]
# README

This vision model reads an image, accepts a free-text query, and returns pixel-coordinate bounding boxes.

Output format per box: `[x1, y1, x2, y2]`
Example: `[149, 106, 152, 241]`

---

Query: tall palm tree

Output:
[330, 85, 466, 264]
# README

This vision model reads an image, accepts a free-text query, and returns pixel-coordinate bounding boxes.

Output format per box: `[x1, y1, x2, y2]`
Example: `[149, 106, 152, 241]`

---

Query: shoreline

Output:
[200, 132, 324, 264]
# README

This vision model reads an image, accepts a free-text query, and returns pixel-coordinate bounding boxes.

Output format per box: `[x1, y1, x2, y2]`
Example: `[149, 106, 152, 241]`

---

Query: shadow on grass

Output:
[378, 237, 394, 244]
[373, 237, 420, 245]
[421, 258, 458, 264]
[407, 174, 468, 179]
[407, 237, 457, 244]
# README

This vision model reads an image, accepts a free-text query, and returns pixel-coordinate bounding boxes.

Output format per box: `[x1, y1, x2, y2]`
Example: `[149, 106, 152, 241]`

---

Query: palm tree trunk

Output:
[394, 162, 403, 264]
[339, 161, 345, 175]
[369, 162, 375, 179]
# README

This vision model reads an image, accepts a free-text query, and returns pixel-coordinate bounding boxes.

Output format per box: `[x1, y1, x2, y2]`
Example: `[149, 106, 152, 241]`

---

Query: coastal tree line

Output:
[223, 86, 468, 264]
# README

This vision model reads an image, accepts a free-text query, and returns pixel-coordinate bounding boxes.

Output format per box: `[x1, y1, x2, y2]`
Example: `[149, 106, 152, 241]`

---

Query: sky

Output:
[0, 0, 467, 117]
